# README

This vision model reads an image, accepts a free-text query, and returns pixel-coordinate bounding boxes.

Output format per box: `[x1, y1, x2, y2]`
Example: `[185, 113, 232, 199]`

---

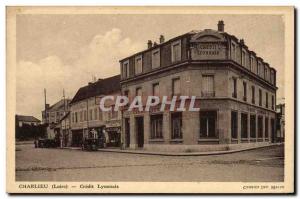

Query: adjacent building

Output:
[69, 75, 121, 147]
[42, 99, 70, 139]
[16, 115, 41, 127]
[276, 103, 285, 142]
[119, 21, 277, 151]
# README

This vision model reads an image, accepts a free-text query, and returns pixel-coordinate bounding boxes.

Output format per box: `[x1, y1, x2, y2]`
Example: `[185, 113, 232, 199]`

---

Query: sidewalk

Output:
[63, 143, 283, 156]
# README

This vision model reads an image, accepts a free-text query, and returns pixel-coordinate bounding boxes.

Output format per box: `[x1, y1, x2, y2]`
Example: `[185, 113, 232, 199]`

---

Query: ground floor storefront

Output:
[122, 99, 276, 152]
[70, 126, 121, 148]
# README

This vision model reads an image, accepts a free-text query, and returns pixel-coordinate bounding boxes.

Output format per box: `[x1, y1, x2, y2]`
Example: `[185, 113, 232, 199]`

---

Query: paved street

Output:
[16, 144, 284, 182]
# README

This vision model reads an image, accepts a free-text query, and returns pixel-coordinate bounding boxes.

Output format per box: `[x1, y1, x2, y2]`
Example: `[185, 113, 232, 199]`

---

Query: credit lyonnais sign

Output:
[191, 42, 226, 60]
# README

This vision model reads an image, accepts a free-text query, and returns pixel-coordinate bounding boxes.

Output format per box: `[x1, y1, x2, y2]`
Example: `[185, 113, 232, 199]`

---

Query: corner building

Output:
[119, 21, 277, 152]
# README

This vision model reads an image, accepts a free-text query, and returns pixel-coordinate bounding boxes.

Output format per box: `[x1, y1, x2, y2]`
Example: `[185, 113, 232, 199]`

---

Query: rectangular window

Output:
[152, 49, 160, 68]
[231, 111, 238, 139]
[122, 61, 129, 78]
[89, 109, 93, 120]
[232, 77, 237, 98]
[94, 108, 98, 120]
[251, 86, 255, 104]
[250, 115, 256, 138]
[80, 111, 83, 122]
[136, 87, 142, 96]
[243, 82, 247, 101]
[200, 111, 217, 138]
[250, 56, 254, 72]
[202, 75, 215, 97]
[241, 50, 246, 66]
[150, 114, 163, 139]
[272, 95, 275, 110]
[172, 78, 180, 96]
[171, 41, 181, 62]
[241, 113, 248, 139]
[153, 83, 159, 96]
[98, 108, 102, 121]
[265, 92, 269, 108]
[75, 112, 78, 123]
[231, 43, 236, 61]
[259, 89, 262, 106]
[171, 112, 182, 139]
[84, 110, 87, 121]
[135, 56, 142, 74]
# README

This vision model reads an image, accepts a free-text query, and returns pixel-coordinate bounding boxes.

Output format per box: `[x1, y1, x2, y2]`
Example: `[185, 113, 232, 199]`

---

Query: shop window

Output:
[152, 49, 160, 68]
[250, 115, 256, 138]
[171, 40, 181, 62]
[200, 111, 217, 138]
[241, 113, 248, 139]
[171, 112, 182, 139]
[172, 78, 180, 96]
[231, 111, 238, 139]
[150, 114, 163, 139]
[202, 75, 215, 97]
[258, 116, 263, 138]
[265, 117, 269, 138]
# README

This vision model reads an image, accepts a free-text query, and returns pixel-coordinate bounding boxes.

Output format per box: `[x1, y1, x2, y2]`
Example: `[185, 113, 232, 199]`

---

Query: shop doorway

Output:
[135, 117, 144, 148]
[125, 118, 130, 148]
[200, 111, 217, 138]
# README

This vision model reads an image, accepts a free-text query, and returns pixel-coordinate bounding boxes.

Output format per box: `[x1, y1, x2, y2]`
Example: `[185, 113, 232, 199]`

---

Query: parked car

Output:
[35, 138, 59, 148]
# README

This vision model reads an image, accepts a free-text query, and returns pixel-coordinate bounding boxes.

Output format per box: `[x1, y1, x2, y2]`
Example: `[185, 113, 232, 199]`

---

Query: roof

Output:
[119, 26, 276, 72]
[70, 75, 121, 104]
[59, 111, 70, 122]
[16, 115, 41, 123]
[47, 99, 71, 111]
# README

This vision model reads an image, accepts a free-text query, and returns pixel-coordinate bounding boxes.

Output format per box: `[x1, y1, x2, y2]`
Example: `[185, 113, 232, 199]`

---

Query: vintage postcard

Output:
[6, 6, 294, 193]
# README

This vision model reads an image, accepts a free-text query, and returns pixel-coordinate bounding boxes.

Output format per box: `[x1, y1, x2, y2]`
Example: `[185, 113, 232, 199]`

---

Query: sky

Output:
[16, 14, 285, 119]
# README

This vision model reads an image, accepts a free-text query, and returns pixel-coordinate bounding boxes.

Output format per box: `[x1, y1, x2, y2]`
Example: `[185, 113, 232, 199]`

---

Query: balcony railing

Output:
[201, 91, 215, 97]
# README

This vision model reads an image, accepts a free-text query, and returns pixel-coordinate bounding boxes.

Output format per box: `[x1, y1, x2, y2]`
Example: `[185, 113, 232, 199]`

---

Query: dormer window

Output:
[171, 40, 181, 63]
[122, 60, 129, 78]
[152, 49, 160, 69]
[135, 55, 143, 74]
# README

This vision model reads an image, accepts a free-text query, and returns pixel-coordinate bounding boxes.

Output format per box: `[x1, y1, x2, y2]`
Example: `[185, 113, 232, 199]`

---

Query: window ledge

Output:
[198, 138, 219, 142]
[149, 138, 164, 142]
[170, 139, 183, 142]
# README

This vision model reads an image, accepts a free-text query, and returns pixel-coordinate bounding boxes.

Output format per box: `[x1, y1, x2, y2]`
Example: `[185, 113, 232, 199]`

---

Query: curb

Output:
[91, 143, 283, 156]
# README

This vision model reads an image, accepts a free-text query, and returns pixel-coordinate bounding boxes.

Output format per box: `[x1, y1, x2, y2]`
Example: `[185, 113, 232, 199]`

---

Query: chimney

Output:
[240, 39, 245, 45]
[45, 104, 50, 110]
[147, 40, 153, 49]
[218, 20, 224, 32]
[159, 35, 165, 43]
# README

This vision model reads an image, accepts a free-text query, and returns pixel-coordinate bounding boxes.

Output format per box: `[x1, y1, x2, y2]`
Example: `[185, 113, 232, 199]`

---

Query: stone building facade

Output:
[69, 75, 121, 147]
[119, 21, 277, 152]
